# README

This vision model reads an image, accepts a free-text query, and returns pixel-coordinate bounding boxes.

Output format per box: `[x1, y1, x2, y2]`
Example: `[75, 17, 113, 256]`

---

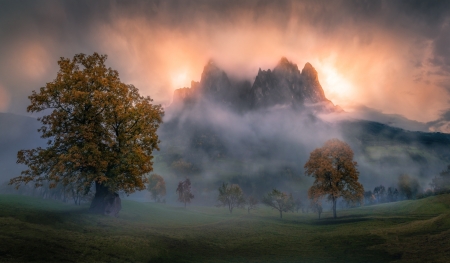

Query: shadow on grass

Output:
[307, 214, 428, 226]
[0, 203, 90, 226]
[311, 215, 372, 225]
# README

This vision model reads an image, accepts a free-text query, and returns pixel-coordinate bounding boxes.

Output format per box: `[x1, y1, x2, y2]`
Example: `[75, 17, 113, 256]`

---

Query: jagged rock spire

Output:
[171, 57, 337, 112]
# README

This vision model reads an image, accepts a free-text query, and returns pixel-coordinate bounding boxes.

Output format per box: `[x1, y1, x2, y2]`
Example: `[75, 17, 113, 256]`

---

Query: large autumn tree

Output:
[9, 53, 164, 215]
[304, 138, 364, 219]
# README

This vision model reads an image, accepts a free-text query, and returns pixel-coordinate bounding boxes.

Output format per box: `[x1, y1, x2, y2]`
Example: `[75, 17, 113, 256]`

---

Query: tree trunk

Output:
[279, 210, 283, 219]
[90, 181, 121, 217]
[332, 197, 337, 219]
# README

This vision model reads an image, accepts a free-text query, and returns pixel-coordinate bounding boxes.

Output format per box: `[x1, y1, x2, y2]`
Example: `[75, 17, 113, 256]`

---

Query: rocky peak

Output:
[300, 62, 328, 104]
[248, 57, 336, 111]
[171, 57, 337, 112]
[199, 60, 231, 95]
[273, 57, 301, 76]
[301, 62, 319, 82]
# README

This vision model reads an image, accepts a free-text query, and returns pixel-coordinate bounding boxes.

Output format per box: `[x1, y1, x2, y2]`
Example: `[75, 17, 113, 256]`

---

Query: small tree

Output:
[217, 183, 246, 213]
[262, 189, 295, 219]
[176, 178, 194, 207]
[304, 138, 364, 219]
[147, 174, 166, 202]
[398, 174, 420, 200]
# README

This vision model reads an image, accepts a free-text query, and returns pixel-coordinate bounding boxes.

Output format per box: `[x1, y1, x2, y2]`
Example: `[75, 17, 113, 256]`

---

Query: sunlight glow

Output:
[170, 71, 189, 89]
[319, 64, 355, 108]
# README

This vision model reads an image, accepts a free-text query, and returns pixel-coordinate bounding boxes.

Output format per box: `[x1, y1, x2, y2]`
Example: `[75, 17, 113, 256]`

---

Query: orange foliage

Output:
[10, 53, 164, 196]
[304, 138, 364, 218]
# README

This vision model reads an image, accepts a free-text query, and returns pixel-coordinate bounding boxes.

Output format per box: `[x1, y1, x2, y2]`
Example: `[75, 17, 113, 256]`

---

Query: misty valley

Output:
[0, 53, 450, 263]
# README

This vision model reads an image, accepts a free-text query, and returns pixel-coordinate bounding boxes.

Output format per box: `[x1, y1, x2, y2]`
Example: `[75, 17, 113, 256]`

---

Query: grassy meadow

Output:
[0, 194, 449, 262]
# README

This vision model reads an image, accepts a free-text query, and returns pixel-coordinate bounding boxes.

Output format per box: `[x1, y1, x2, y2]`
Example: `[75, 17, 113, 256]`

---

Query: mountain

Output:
[171, 57, 338, 112]
[344, 105, 429, 132]
[159, 57, 450, 199]
[249, 58, 335, 111]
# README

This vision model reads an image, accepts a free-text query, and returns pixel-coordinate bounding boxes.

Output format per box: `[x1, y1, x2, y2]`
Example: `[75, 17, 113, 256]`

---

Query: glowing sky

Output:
[1, 0, 450, 123]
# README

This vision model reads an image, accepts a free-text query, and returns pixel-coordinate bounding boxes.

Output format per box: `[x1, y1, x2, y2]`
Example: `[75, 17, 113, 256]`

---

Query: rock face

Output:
[172, 87, 193, 105]
[171, 57, 337, 112]
[199, 61, 232, 99]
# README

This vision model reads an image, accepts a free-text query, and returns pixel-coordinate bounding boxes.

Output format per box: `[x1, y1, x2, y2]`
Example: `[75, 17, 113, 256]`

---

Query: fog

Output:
[148, 64, 448, 204]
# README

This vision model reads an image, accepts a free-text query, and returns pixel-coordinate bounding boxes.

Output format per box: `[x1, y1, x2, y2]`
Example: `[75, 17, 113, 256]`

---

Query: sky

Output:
[1, 0, 450, 123]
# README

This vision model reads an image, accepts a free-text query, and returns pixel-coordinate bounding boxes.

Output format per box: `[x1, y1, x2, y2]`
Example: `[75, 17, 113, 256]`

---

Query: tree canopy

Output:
[217, 183, 246, 213]
[304, 138, 364, 218]
[10, 53, 164, 214]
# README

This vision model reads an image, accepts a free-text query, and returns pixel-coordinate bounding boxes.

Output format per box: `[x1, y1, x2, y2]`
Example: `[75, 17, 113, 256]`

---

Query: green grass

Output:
[0, 195, 449, 262]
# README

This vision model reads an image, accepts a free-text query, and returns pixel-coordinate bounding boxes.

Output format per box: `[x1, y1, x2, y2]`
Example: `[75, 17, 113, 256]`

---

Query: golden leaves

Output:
[304, 138, 364, 203]
[10, 53, 164, 195]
